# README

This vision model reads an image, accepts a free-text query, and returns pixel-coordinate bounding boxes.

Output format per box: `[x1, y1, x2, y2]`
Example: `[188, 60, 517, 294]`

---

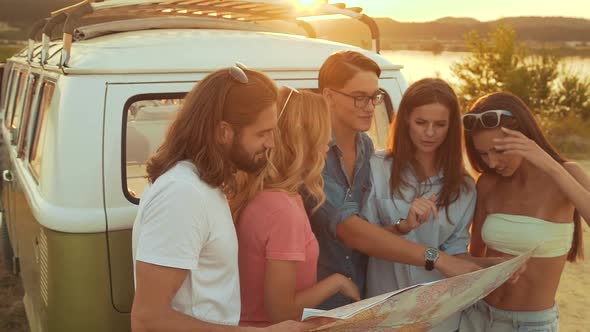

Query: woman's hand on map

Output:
[506, 261, 527, 284]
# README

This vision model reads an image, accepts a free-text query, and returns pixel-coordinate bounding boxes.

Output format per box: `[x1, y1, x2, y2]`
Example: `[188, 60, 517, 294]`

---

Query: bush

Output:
[541, 114, 590, 159]
[0, 46, 23, 63]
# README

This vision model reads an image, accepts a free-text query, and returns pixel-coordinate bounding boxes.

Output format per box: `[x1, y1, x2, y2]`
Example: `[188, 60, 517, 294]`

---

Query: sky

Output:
[333, 0, 590, 22]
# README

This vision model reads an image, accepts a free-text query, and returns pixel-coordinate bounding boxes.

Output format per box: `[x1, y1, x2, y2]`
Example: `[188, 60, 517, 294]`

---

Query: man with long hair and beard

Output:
[131, 66, 323, 332]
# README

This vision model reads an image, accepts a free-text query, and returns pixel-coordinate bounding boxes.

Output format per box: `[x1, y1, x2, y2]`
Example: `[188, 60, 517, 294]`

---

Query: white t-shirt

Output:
[132, 160, 240, 325]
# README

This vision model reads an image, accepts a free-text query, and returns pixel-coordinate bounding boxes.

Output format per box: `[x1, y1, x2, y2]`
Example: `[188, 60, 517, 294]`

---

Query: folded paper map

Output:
[304, 249, 533, 331]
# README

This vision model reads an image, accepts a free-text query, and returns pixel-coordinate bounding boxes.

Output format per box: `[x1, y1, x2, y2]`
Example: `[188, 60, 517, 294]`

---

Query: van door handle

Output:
[2, 170, 13, 182]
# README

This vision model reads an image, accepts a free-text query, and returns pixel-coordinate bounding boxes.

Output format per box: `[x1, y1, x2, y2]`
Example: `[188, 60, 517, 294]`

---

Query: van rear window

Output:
[124, 96, 184, 202]
[122, 89, 393, 204]
[30, 81, 55, 181]
[366, 89, 393, 150]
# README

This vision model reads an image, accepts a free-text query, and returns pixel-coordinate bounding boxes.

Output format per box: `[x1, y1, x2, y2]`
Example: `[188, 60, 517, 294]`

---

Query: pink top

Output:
[237, 191, 319, 326]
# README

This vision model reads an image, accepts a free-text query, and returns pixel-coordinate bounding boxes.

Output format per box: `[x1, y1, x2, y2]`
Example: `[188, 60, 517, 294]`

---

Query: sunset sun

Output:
[292, 0, 325, 11]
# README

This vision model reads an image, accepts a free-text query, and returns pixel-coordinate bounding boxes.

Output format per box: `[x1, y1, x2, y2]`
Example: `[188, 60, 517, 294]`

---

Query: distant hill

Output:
[304, 16, 590, 54]
[0, 0, 77, 28]
[0, 0, 589, 50]
[433, 17, 481, 26]
[495, 16, 590, 29]
[0, 22, 18, 32]
[310, 16, 590, 44]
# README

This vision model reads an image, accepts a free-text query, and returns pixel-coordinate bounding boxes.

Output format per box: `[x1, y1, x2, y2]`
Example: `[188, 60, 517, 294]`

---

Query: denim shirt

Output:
[303, 132, 374, 309]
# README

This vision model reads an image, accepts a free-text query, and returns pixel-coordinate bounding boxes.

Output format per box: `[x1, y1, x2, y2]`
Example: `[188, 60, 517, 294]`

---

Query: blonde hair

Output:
[230, 88, 330, 219]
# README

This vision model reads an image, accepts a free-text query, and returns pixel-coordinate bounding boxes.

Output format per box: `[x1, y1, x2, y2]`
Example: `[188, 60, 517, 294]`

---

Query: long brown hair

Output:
[464, 92, 583, 262]
[231, 89, 331, 219]
[388, 78, 472, 221]
[146, 67, 278, 188]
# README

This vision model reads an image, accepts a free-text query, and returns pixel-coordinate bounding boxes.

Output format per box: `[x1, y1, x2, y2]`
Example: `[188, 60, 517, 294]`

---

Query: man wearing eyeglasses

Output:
[305, 50, 482, 309]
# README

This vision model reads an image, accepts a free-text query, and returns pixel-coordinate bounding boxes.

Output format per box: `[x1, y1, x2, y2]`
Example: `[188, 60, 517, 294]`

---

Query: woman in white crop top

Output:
[459, 92, 589, 332]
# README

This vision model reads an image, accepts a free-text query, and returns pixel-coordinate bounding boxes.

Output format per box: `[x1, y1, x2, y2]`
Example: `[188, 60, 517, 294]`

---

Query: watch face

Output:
[425, 248, 438, 260]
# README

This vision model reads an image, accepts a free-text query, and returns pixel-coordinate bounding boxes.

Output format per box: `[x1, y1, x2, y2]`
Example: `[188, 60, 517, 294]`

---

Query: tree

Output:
[552, 73, 590, 121]
[452, 24, 590, 158]
[429, 39, 444, 55]
[451, 24, 589, 120]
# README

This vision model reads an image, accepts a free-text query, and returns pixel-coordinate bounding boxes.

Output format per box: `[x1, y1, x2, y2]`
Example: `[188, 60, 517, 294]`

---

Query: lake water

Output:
[381, 50, 590, 84]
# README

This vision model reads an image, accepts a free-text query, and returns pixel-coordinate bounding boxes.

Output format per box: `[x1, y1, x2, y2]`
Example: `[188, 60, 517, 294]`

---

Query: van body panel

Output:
[16, 206, 45, 331]
[44, 228, 129, 332]
[108, 229, 134, 313]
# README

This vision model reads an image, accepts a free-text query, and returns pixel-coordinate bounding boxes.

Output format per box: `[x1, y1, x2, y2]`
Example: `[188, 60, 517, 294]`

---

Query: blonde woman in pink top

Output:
[232, 88, 360, 327]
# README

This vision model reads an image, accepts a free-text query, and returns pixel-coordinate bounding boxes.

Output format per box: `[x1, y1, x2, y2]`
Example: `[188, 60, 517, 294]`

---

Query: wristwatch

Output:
[424, 247, 440, 271]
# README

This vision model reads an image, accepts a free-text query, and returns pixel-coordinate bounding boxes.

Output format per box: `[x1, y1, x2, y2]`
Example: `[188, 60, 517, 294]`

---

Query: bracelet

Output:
[394, 219, 410, 235]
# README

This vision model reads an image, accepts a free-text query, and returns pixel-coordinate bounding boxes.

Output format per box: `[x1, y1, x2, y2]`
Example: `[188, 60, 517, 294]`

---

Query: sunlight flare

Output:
[290, 0, 326, 12]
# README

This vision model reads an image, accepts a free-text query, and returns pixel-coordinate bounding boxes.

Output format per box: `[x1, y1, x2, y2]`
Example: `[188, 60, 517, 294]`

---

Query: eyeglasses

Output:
[278, 86, 300, 120]
[331, 89, 385, 108]
[462, 110, 513, 131]
[228, 62, 249, 84]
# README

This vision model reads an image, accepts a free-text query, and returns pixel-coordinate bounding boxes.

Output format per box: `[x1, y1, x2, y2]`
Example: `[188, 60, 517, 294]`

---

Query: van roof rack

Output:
[26, 0, 381, 67]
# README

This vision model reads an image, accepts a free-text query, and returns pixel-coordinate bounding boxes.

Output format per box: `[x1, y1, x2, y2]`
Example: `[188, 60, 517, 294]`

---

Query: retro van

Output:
[0, 1, 408, 331]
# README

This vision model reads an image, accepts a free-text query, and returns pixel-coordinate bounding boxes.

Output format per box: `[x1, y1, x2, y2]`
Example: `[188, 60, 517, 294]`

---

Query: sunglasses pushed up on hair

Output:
[462, 110, 513, 131]
[228, 64, 301, 121]
[278, 86, 300, 120]
[228, 62, 249, 83]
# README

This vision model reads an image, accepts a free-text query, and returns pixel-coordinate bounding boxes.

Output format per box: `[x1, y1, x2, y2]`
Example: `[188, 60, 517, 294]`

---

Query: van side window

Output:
[124, 96, 184, 202]
[5, 70, 24, 130]
[10, 73, 38, 145]
[366, 88, 393, 150]
[17, 75, 41, 157]
[0, 64, 4, 104]
[29, 81, 55, 181]
[1, 64, 14, 114]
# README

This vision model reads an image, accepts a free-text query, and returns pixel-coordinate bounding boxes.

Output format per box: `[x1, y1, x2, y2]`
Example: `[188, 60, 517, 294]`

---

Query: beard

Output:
[229, 137, 268, 174]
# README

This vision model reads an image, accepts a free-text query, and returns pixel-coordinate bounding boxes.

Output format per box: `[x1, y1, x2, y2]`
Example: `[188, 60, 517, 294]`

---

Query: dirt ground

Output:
[555, 161, 590, 332]
[0, 263, 28, 332]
